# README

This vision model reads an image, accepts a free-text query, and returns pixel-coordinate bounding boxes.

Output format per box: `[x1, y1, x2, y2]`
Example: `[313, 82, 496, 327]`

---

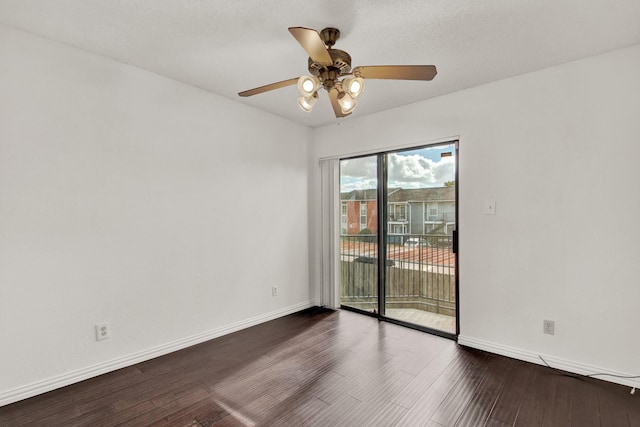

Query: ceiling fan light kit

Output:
[238, 27, 437, 118]
[297, 92, 318, 113]
[341, 76, 365, 98]
[297, 75, 320, 96]
[337, 91, 356, 114]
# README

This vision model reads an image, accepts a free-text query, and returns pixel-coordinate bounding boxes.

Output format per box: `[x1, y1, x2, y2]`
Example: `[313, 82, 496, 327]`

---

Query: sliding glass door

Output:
[383, 144, 457, 335]
[339, 142, 458, 337]
[339, 155, 379, 314]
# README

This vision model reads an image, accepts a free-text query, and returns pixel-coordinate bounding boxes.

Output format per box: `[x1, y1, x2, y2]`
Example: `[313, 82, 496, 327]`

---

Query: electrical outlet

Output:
[543, 320, 555, 335]
[272, 286, 278, 296]
[96, 323, 111, 341]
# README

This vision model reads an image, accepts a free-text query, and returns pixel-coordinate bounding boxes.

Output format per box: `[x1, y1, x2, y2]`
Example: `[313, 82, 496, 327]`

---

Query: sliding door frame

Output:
[340, 139, 460, 340]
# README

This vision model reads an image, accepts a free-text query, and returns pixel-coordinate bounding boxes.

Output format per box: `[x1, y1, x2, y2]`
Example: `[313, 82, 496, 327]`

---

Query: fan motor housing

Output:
[308, 49, 352, 76]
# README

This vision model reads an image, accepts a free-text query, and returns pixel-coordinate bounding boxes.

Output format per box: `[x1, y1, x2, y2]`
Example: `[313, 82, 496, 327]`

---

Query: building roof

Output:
[341, 187, 454, 202]
[388, 187, 454, 203]
[340, 189, 378, 201]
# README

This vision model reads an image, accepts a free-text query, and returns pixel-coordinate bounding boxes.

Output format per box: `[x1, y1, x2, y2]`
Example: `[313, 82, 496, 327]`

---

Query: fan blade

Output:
[328, 89, 352, 118]
[238, 77, 299, 97]
[353, 65, 437, 81]
[288, 27, 332, 65]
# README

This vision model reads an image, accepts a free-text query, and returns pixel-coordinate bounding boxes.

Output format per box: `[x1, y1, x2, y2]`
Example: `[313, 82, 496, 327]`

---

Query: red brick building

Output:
[341, 189, 378, 235]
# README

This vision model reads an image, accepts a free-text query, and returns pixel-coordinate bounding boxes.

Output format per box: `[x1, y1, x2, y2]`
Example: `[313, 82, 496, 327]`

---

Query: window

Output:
[360, 202, 367, 230]
[426, 202, 438, 219]
[388, 203, 407, 221]
[389, 224, 407, 234]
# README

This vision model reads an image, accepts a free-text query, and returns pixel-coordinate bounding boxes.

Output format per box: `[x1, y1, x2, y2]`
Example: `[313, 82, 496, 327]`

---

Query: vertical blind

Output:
[320, 158, 340, 309]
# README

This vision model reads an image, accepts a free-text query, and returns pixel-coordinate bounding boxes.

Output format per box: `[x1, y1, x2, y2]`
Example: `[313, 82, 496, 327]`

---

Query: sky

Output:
[340, 144, 455, 192]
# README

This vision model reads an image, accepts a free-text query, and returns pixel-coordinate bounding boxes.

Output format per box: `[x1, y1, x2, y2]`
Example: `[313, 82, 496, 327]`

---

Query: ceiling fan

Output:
[238, 27, 437, 118]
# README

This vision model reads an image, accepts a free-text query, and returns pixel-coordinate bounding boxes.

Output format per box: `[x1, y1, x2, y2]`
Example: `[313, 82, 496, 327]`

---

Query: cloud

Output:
[340, 153, 454, 191]
[341, 177, 378, 191]
[340, 157, 377, 180]
[388, 153, 454, 188]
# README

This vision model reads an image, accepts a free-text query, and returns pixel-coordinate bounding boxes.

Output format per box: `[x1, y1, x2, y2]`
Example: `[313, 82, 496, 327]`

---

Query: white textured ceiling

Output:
[1, 0, 640, 127]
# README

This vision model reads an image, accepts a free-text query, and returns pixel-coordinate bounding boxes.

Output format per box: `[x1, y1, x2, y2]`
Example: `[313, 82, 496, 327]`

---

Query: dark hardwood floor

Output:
[1, 307, 638, 426]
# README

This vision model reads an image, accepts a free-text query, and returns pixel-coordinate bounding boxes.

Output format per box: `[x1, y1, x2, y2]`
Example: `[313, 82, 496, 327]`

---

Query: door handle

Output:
[452, 230, 458, 254]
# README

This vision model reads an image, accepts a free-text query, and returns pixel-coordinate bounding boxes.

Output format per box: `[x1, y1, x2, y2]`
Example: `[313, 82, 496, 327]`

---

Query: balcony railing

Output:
[425, 212, 456, 222]
[340, 234, 456, 318]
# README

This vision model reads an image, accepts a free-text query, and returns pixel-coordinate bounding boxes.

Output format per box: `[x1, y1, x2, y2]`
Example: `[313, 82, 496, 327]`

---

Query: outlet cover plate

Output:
[96, 323, 110, 341]
[543, 320, 555, 335]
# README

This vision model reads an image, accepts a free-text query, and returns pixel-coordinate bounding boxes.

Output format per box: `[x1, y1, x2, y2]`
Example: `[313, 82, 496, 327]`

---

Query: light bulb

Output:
[302, 80, 314, 92]
[341, 76, 365, 98]
[297, 76, 320, 96]
[337, 92, 356, 114]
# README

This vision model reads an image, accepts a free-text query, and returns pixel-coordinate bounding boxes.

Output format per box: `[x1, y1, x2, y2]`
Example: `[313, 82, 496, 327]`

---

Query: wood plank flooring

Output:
[1, 307, 639, 426]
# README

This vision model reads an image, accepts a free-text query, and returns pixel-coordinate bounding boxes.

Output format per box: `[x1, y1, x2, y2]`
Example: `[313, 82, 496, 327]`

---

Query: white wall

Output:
[0, 24, 312, 405]
[314, 44, 640, 387]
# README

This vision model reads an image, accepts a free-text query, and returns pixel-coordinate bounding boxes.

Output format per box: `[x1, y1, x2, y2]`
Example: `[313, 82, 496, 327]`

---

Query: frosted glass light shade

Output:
[341, 76, 365, 98]
[297, 94, 317, 112]
[337, 92, 356, 114]
[297, 75, 320, 96]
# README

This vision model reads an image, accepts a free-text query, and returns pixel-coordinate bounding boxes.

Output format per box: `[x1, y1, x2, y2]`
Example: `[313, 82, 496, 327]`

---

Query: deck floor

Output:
[386, 308, 456, 334]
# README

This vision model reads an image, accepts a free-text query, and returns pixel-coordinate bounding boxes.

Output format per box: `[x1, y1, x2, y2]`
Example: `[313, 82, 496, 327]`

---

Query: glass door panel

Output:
[339, 156, 378, 313]
[384, 144, 457, 334]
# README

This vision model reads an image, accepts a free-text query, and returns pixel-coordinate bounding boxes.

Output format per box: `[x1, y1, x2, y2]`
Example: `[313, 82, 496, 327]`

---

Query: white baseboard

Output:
[458, 335, 639, 389]
[0, 301, 314, 407]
